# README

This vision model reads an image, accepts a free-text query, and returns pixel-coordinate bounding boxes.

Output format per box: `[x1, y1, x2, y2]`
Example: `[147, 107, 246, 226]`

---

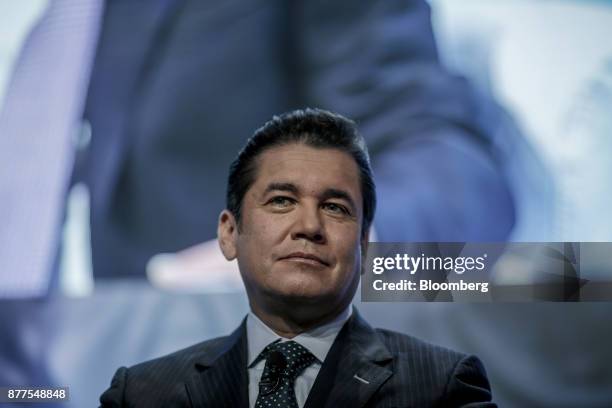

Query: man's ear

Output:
[361, 228, 371, 259]
[218, 210, 238, 260]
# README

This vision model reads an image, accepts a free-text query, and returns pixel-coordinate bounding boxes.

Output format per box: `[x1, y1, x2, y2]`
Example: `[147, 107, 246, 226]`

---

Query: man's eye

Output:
[322, 202, 349, 215]
[268, 196, 294, 207]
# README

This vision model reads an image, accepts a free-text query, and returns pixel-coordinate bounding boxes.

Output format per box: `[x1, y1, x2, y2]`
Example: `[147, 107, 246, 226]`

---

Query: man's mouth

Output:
[279, 252, 330, 267]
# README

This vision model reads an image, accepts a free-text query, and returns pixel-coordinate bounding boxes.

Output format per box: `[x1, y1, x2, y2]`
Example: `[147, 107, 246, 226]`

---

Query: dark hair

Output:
[226, 108, 376, 237]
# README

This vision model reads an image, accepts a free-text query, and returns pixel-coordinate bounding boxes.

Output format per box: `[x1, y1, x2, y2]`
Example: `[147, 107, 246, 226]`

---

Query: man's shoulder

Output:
[374, 327, 465, 361]
[366, 327, 494, 406]
[370, 326, 483, 380]
[349, 311, 475, 377]
[99, 335, 232, 406]
[127, 334, 228, 380]
[99, 331, 243, 407]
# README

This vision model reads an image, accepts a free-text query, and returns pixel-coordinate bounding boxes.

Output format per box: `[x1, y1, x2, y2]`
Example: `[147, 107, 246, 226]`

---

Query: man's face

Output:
[219, 143, 366, 320]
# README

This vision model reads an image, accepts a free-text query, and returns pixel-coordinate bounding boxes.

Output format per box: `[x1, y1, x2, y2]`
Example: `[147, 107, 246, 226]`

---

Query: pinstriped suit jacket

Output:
[99, 310, 495, 407]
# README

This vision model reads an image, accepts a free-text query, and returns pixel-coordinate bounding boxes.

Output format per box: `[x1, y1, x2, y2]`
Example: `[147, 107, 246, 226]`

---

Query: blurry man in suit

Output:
[100, 109, 495, 407]
[82, 0, 514, 279]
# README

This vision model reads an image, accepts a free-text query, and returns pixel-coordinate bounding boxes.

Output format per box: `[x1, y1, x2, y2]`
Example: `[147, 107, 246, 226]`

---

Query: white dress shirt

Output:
[0, 1, 48, 107]
[246, 305, 353, 408]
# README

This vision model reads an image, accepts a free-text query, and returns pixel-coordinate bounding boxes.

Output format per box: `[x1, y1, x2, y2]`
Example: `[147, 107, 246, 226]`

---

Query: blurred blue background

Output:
[1, 0, 611, 407]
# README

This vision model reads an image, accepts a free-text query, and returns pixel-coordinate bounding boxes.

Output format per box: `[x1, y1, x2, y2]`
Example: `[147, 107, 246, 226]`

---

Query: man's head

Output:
[218, 108, 376, 327]
[226, 108, 375, 237]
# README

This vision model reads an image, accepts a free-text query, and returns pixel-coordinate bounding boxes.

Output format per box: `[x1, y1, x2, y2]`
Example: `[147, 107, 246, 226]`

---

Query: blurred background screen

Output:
[1, 0, 611, 407]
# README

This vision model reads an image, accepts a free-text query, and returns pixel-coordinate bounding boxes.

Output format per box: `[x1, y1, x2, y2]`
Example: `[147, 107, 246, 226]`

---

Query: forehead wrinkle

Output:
[263, 182, 299, 195]
[261, 146, 353, 170]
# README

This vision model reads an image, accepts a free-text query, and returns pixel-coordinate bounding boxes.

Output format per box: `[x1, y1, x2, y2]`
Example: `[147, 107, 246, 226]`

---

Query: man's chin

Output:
[261, 284, 342, 313]
[268, 288, 331, 304]
[263, 290, 344, 327]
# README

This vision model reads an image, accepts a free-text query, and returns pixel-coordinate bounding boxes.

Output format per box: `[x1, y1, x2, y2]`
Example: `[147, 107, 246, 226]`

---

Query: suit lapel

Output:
[186, 320, 249, 408]
[304, 310, 393, 408]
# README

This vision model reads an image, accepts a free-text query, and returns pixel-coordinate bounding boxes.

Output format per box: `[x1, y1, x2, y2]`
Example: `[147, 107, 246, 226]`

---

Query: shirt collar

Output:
[247, 305, 352, 367]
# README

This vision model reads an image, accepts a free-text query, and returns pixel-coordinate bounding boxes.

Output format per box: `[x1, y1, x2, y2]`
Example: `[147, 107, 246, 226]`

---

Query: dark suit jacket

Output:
[77, 0, 514, 279]
[99, 310, 495, 407]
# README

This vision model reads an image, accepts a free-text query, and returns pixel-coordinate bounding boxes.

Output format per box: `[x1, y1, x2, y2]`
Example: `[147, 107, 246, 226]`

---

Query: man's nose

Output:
[291, 205, 326, 244]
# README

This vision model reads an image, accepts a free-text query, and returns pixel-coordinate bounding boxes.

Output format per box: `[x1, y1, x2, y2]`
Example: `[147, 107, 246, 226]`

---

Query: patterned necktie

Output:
[0, 0, 103, 297]
[255, 340, 316, 408]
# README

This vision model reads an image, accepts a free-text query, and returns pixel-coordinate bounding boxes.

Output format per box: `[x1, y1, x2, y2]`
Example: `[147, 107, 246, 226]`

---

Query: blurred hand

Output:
[146, 239, 244, 293]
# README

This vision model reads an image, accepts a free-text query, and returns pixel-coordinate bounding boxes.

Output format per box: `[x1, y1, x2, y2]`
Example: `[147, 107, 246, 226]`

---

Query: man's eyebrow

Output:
[263, 182, 299, 195]
[320, 188, 357, 211]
